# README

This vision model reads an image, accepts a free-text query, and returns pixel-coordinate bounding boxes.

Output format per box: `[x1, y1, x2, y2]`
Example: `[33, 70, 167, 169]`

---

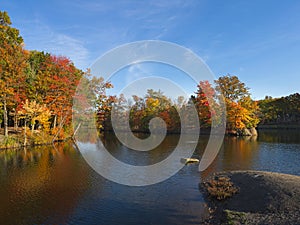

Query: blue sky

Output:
[2, 0, 300, 99]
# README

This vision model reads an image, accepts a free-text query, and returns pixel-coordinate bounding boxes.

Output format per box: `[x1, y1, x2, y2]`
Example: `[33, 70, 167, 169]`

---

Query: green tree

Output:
[215, 74, 249, 102]
[258, 93, 300, 124]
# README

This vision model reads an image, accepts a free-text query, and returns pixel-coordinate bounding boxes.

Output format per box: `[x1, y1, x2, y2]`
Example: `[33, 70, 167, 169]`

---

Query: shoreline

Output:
[0, 139, 69, 151]
[258, 124, 300, 129]
[0, 132, 71, 150]
[200, 170, 300, 224]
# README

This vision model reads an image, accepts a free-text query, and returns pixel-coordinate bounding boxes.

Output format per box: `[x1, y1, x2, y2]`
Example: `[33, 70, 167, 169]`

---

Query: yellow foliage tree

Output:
[215, 75, 260, 134]
[146, 97, 160, 113]
[227, 100, 253, 131]
[18, 99, 51, 132]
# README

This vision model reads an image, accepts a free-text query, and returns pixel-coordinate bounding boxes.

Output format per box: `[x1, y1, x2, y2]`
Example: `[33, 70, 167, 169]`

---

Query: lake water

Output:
[0, 130, 299, 225]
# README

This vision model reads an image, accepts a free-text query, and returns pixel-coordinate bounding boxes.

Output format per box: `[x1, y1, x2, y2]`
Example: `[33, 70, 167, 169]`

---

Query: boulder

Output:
[250, 127, 258, 136]
[242, 128, 252, 136]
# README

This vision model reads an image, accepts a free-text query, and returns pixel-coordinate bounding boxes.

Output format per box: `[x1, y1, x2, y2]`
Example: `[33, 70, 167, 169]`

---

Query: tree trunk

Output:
[24, 120, 27, 146]
[52, 115, 66, 143]
[3, 99, 8, 137]
[53, 114, 57, 129]
[14, 109, 18, 131]
[31, 120, 35, 132]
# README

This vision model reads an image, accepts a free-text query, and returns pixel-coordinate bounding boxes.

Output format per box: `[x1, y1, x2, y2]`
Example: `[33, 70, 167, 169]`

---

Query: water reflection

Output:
[0, 143, 90, 225]
[257, 129, 300, 144]
[100, 132, 180, 166]
[201, 130, 300, 180]
[0, 130, 299, 224]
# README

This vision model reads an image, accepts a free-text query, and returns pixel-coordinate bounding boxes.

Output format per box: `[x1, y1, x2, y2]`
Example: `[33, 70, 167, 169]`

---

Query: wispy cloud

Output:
[16, 0, 200, 70]
[21, 19, 89, 69]
[48, 34, 89, 69]
[125, 63, 152, 85]
[66, 0, 198, 41]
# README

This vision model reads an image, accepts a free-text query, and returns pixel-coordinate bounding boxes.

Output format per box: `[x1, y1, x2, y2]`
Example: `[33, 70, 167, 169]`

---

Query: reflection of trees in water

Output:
[222, 135, 260, 171]
[0, 142, 76, 168]
[74, 126, 98, 143]
[99, 132, 181, 166]
[200, 135, 259, 180]
[258, 130, 300, 144]
[0, 142, 90, 225]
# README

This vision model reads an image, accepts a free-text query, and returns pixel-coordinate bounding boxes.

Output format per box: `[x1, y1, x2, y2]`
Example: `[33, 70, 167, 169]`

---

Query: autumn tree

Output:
[110, 94, 130, 131]
[0, 11, 117, 145]
[18, 99, 51, 132]
[73, 71, 115, 131]
[17, 99, 51, 145]
[0, 11, 28, 136]
[45, 55, 82, 132]
[108, 89, 182, 133]
[26, 51, 83, 136]
[129, 95, 146, 131]
[180, 96, 199, 131]
[194, 81, 218, 128]
[144, 89, 175, 132]
[215, 75, 259, 135]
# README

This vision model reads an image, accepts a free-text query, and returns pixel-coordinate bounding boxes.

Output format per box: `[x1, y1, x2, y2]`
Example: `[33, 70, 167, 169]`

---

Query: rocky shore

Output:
[200, 171, 300, 225]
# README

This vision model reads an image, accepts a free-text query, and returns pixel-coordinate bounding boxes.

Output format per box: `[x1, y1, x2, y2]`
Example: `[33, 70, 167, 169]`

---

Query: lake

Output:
[0, 130, 299, 225]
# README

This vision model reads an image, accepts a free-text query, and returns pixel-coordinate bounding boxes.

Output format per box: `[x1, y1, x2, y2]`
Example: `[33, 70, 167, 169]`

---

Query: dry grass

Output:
[203, 175, 239, 200]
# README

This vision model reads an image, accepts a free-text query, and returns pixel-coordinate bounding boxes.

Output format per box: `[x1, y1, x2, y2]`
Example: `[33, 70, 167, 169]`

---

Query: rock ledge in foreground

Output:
[201, 170, 300, 225]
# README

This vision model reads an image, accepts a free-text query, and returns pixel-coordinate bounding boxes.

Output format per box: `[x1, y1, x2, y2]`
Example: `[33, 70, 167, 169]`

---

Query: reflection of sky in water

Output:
[77, 142, 98, 153]
[254, 143, 300, 175]
[206, 130, 300, 176]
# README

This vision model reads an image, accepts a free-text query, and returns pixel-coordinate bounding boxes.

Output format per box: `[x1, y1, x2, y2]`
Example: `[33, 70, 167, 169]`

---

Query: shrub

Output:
[203, 175, 239, 200]
[0, 136, 21, 148]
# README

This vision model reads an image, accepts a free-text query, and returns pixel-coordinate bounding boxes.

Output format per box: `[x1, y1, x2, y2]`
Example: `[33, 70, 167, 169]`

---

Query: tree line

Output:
[258, 93, 300, 126]
[96, 75, 261, 136]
